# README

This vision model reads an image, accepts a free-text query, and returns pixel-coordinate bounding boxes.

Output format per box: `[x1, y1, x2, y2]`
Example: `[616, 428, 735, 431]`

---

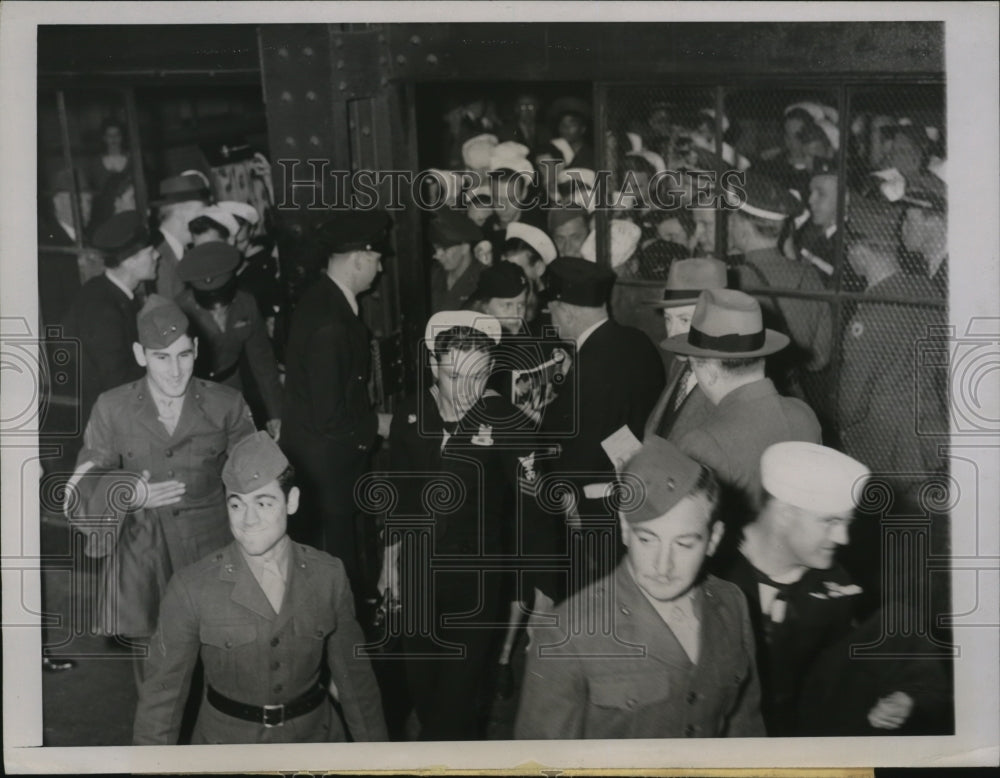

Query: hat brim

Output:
[649, 296, 701, 310]
[661, 328, 790, 358]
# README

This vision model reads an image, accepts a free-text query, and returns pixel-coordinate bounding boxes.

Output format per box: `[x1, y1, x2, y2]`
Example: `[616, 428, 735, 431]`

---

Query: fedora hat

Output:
[650, 257, 728, 309]
[661, 288, 789, 358]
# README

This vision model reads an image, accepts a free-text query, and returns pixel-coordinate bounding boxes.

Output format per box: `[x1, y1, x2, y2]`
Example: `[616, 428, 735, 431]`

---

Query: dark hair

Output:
[276, 464, 296, 497]
[502, 237, 542, 264]
[689, 465, 721, 513]
[189, 215, 230, 241]
[100, 117, 127, 140]
[622, 154, 657, 178]
[719, 356, 765, 374]
[431, 325, 496, 362]
[192, 275, 239, 309]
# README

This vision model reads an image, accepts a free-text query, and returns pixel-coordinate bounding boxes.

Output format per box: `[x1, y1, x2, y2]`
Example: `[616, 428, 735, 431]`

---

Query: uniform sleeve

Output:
[132, 573, 201, 744]
[325, 564, 389, 741]
[242, 303, 283, 421]
[676, 429, 728, 485]
[779, 283, 833, 372]
[77, 395, 124, 470]
[725, 589, 767, 737]
[305, 323, 352, 436]
[514, 622, 586, 739]
[225, 392, 258, 453]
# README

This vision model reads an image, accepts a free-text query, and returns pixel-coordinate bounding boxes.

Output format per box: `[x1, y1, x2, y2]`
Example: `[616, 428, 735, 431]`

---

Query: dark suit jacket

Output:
[61, 274, 145, 430]
[133, 541, 388, 744]
[38, 216, 82, 328]
[644, 360, 713, 442]
[515, 567, 765, 739]
[281, 275, 377, 469]
[154, 237, 185, 301]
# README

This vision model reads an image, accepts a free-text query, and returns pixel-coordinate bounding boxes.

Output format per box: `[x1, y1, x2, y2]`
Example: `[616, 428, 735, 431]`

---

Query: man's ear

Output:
[132, 342, 147, 367]
[618, 511, 631, 548]
[286, 486, 301, 516]
[706, 518, 725, 557]
[192, 336, 199, 359]
[428, 352, 440, 382]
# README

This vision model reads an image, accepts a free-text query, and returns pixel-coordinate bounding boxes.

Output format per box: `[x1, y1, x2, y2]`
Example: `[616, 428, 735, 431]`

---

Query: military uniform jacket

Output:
[838, 272, 947, 476]
[282, 275, 378, 466]
[76, 378, 256, 636]
[676, 378, 821, 508]
[429, 259, 483, 314]
[735, 247, 834, 372]
[176, 287, 283, 421]
[133, 541, 388, 744]
[61, 274, 145, 429]
[514, 567, 765, 739]
[717, 552, 858, 736]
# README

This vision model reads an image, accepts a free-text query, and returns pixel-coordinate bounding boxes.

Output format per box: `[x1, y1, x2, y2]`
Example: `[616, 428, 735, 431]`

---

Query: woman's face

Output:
[558, 114, 586, 144]
[103, 125, 124, 151]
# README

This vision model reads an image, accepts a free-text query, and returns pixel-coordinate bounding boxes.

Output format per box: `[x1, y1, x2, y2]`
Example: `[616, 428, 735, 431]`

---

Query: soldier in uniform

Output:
[660, 289, 821, 514]
[281, 210, 393, 587]
[133, 431, 387, 745]
[175, 242, 282, 436]
[65, 296, 256, 681]
[377, 311, 539, 740]
[428, 209, 485, 314]
[151, 173, 212, 300]
[714, 441, 870, 736]
[515, 437, 765, 739]
[644, 258, 727, 442]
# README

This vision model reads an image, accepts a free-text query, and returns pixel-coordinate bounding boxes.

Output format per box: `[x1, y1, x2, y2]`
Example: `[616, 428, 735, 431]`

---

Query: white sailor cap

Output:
[505, 221, 557, 265]
[580, 219, 642, 268]
[761, 442, 870, 516]
[217, 200, 260, 226]
[192, 205, 240, 237]
[461, 133, 499, 170]
[424, 310, 503, 351]
[489, 141, 534, 175]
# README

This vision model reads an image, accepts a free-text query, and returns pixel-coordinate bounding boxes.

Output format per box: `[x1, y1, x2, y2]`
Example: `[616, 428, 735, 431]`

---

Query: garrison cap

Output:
[619, 436, 706, 524]
[137, 294, 189, 349]
[152, 173, 212, 206]
[542, 256, 615, 308]
[317, 209, 392, 255]
[761, 441, 870, 516]
[177, 242, 242, 290]
[429, 210, 483, 249]
[222, 431, 290, 494]
[91, 211, 151, 263]
[474, 261, 528, 301]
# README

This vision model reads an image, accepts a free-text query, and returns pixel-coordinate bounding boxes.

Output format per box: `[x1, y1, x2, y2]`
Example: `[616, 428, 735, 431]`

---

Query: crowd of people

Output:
[41, 88, 951, 744]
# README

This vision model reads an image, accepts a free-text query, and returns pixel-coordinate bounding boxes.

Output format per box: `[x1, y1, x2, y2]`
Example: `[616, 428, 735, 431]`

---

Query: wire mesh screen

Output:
[599, 81, 948, 484]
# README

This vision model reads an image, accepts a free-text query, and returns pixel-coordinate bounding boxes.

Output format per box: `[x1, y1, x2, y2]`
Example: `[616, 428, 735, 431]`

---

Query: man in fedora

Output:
[644, 258, 728, 441]
[661, 289, 821, 512]
[428, 209, 486, 315]
[515, 436, 764, 739]
[715, 441, 870, 736]
[152, 172, 212, 300]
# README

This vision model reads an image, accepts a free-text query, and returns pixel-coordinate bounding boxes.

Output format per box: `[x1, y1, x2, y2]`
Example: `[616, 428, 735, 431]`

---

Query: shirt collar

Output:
[145, 375, 188, 411]
[57, 220, 76, 242]
[104, 269, 135, 300]
[824, 224, 837, 240]
[161, 229, 185, 261]
[576, 317, 608, 350]
[240, 534, 292, 580]
[328, 273, 359, 316]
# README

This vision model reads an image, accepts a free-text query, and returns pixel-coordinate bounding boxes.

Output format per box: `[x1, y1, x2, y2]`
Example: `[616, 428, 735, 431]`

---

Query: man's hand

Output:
[131, 470, 186, 511]
[867, 691, 914, 730]
[266, 418, 281, 442]
[377, 412, 393, 440]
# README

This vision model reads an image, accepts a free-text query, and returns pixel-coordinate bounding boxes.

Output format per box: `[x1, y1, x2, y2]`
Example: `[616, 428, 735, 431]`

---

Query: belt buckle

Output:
[262, 703, 285, 728]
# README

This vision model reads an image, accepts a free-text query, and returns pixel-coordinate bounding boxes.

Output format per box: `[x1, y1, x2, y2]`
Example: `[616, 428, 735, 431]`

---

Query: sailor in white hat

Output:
[716, 440, 870, 736]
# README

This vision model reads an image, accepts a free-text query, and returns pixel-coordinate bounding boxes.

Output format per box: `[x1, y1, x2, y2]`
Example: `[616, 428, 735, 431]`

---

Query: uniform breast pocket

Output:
[588, 671, 672, 712]
[120, 435, 150, 471]
[292, 616, 335, 668]
[185, 431, 228, 497]
[200, 623, 257, 686]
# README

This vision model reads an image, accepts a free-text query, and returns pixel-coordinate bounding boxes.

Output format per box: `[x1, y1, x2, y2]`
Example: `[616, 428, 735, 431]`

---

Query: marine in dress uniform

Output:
[714, 441, 870, 736]
[281, 210, 392, 586]
[59, 212, 158, 469]
[133, 432, 387, 744]
[515, 437, 765, 739]
[644, 258, 727, 442]
[428, 209, 485, 314]
[152, 173, 212, 301]
[379, 311, 540, 740]
[535, 256, 666, 603]
[67, 297, 256, 655]
[175, 242, 283, 432]
[661, 289, 822, 512]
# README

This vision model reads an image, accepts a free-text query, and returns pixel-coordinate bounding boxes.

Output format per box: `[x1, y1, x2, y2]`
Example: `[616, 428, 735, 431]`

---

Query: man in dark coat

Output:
[536, 256, 666, 604]
[428, 209, 485, 314]
[60, 212, 158, 468]
[516, 437, 764, 739]
[715, 441, 870, 736]
[133, 432, 387, 745]
[152, 173, 212, 301]
[281, 210, 392, 588]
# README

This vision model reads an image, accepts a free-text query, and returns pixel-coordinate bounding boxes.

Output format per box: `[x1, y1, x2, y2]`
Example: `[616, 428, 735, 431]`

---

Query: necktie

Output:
[672, 363, 694, 412]
[260, 560, 285, 615]
[156, 397, 181, 436]
[668, 600, 700, 664]
[210, 306, 228, 333]
[751, 567, 795, 643]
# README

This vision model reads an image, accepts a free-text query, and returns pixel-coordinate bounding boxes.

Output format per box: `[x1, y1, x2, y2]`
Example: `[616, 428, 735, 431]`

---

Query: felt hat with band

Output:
[91, 211, 151, 263]
[660, 288, 789, 358]
[650, 257, 728, 309]
[152, 173, 212, 206]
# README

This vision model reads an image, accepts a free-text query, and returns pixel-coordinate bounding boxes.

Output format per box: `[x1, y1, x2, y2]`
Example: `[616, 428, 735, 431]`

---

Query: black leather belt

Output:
[207, 683, 326, 728]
